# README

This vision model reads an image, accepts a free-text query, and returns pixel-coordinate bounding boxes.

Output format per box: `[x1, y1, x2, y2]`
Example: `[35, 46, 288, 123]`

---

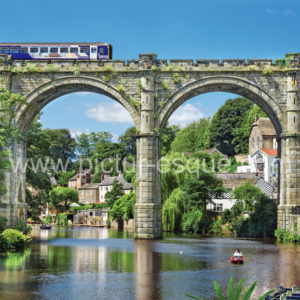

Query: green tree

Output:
[57, 171, 75, 187]
[76, 133, 92, 158]
[161, 123, 179, 155]
[110, 192, 136, 228]
[49, 187, 78, 212]
[170, 118, 210, 153]
[162, 188, 185, 232]
[232, 105, 267, 154]
[41, 128, 76, 163]
[232, 181, 261, 211]
[76, 131, 112, 158]
[105, 179, 124, 207]
[118, 127, 137, 156]
[209, 97, 253, 156]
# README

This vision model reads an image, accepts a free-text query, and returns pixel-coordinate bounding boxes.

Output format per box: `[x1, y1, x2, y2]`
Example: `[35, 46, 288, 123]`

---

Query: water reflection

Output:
[0, 228, 299, 300]
[135, 240, 161, 300]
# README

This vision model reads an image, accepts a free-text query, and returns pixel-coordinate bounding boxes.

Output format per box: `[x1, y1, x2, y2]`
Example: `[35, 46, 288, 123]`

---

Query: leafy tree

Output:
[57, 171, 75, 187]
[76, 133, 92, 158]
[170, 118, 210, 153]
[232, 181, 261, 211]
[92, 139, 125, 163]
[109, 192, 136, 228]
[162, 188, 184, 232]
[76, 131, 112, 158]
[105, 179, 124, 207]
[209, 97, 253, 156]
[232, 105, 267, 154]
[161, 123, 179, 155]
[49, 187, 78, 212]
[41, 128, 76, 163]
[118, 127, 137, 156]
[181, 210, 203, 233]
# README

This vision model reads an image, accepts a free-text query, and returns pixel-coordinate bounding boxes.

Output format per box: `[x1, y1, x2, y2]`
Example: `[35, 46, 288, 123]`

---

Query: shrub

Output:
[15, 219, 32, 235]
[181, 210, 203, 233]
[56, 213, 68, 226]
[0, 234, 10, 252]
[0, 217, 7, 233]
[275, 228, 300, 243]
[1, 229, 31, 250]
[210, 219, 223, 236]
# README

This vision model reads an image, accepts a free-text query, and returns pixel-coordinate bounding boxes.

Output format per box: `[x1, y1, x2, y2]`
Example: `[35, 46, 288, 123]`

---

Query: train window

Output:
[60, 47, 68, 53]
[30, 48, 38, 53]
[40, 47, 48, 53]
[70, 47, 78, 53]
[10, 47, 19, 53]
[99, 48, 104, 54]
[80, 47, 89, 54]
[50, 48, 58, 53]
[0, 47, 9, 53]
[20, 47, 28, 53]
[91, 47, 97, 53]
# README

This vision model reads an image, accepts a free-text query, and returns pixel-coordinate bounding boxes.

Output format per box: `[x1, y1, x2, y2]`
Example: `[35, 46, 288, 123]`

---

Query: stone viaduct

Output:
[0, 53, 300, 238]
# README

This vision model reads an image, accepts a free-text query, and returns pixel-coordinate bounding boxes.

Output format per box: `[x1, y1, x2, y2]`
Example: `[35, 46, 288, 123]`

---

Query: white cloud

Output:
[69, 128, 90, 138]
[169, 103, 204, 127]
[84, 102, 133, 124]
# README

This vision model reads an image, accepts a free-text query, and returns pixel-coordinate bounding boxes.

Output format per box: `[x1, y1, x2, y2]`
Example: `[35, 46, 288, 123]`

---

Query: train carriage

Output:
[0, 43, 112, 60]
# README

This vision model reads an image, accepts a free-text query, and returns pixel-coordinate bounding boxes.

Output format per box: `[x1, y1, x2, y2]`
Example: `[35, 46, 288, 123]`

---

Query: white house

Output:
[99, 174, 133, 202]
[249, 148, 278, 185]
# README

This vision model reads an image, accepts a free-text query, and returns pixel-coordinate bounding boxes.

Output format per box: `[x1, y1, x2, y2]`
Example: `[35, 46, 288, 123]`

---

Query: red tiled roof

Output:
[260, 148, 278, 156]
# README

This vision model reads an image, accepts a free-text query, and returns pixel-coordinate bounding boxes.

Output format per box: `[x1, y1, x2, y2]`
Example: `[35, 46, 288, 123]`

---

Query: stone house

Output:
[78, 183, 100, 205]
[99, 174, 133, 202]
[249, 116, 277, 154]
[68, 169, 92, 190]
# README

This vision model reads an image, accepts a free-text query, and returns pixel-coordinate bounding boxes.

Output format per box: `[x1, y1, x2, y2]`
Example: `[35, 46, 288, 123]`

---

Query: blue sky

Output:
[2, 0, 299, 138]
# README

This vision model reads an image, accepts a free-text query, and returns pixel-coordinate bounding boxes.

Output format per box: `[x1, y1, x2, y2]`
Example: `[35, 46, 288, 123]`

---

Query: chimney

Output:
[255, 114, 258, 123]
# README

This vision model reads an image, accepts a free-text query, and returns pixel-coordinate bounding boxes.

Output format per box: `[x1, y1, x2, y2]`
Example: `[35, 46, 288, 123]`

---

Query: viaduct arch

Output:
[0, 53, 299, 238]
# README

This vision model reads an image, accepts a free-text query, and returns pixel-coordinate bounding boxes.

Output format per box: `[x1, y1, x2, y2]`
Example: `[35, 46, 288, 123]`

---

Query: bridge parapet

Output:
[0, 52, 300, 73]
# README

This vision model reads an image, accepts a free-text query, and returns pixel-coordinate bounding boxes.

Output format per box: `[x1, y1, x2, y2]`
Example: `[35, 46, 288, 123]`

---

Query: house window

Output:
[252, 137, 254, 149]
[257, 137, 260, 148]
[214, 203, 223, 212]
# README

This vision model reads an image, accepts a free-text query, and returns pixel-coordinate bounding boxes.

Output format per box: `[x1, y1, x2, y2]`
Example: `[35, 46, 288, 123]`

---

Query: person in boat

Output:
[233, 249, 243, 257]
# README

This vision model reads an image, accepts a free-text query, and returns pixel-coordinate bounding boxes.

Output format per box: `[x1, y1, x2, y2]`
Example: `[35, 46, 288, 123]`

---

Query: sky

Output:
[1, 0, 300, 139]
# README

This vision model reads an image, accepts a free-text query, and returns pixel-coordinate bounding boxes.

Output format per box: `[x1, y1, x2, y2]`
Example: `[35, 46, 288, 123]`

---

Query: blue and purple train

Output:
[0, 43, 112, 60]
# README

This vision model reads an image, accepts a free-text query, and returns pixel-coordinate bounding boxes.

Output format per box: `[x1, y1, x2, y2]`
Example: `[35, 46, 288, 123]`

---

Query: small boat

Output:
[230, 256, 244, 264]
[40, 224, 52, 230]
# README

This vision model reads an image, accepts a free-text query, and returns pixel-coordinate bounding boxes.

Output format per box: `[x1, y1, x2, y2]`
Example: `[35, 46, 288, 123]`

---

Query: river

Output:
[0, 227, 299, 300]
